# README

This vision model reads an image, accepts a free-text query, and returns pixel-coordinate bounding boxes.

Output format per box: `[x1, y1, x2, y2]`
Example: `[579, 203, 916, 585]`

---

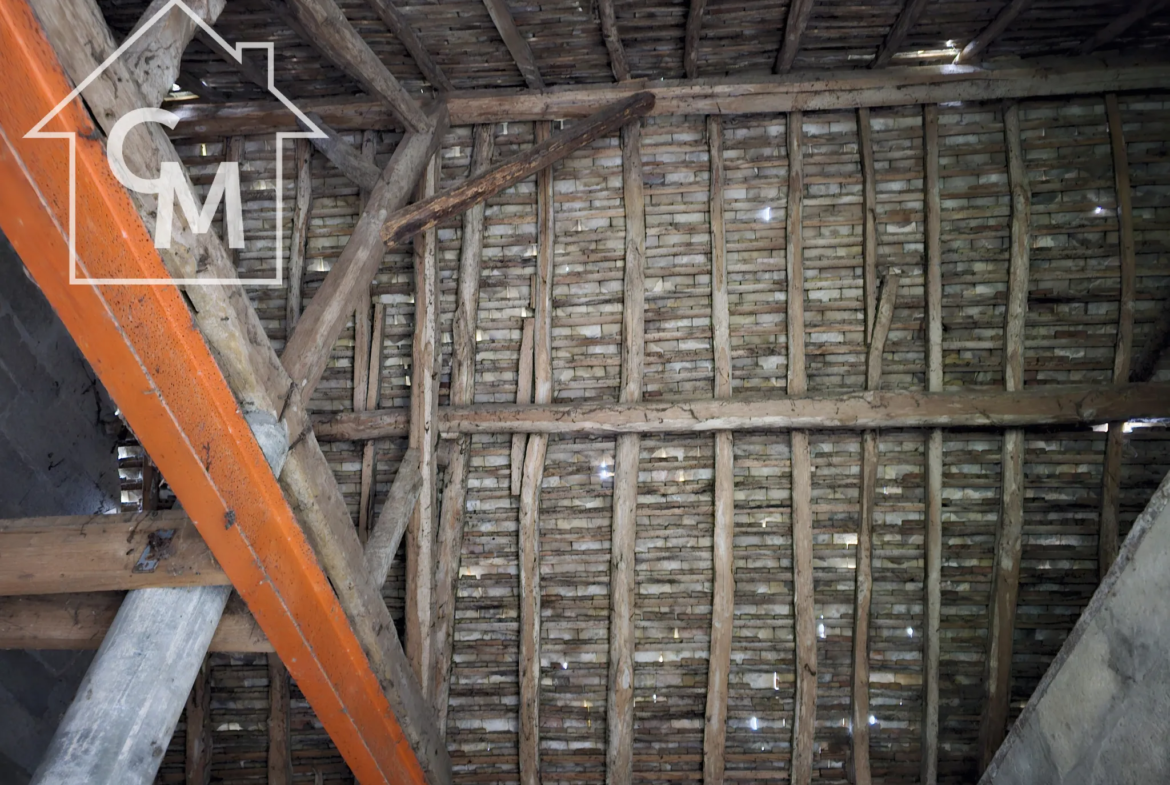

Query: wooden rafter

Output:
[282, 105, 447, 401]
[871, 0, 932, 68]
[268, 657, 293, 784]
[365, 450, 424, 586]
[431, 123, 495, 731]
[1075, 0, 1166, 55]
[285, 139, 313, 333]
[170, 60, 1170, 131]
[1099, 93, 1137, 580]
[299, 113, 383, 192]
[775, 0, 816, 73]
[268, 0, 428, 131]
[684, 0, 708, 79]
[364, 0, 454, 91]
[1131, 297, 1170, 383]
[597, 0, 631, 81]
[185, 658, 213, 785]
[125, 0, 225, 108]
[954, 0, 1033, 65]
[406, 152, 442, 698]
[512, 317, 536, 494]
[518, 120, 556, 785]
[606, 118, 646, 785]
[787, 110, 816, 785]
[702, 113, 734, 785]
[482, 0, 544, 89]
[380, 93, 655, 247]
[978, 102, 1032, 772]
[921, 101, 943, 785]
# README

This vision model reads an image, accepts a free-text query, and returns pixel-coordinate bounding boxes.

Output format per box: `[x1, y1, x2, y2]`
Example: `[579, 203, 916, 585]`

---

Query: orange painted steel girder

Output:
[0, 3, 425, 784]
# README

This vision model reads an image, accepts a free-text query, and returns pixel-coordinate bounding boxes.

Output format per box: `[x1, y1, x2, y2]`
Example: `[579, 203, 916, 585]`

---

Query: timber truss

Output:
[0, 0, 1168, 784]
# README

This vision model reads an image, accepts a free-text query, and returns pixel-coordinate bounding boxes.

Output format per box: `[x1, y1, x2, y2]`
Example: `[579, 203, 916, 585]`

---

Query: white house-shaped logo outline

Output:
[25, 0, 325, 286]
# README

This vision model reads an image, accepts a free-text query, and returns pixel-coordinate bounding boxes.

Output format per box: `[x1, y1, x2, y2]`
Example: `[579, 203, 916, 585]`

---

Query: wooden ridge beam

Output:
[0, 593, 271, 652]
[482, 0, 544, 89]
[432, 123, 495, 732]
[168, 59, 1170, 132]
[921, 101, 943, 785]
[684, 0, 708, 79]
[978, 102, 1032, 773]
[18, 1, 450, 780]
[954, 0, 1033, 65]
[282, 105, 447, 401]
[871, 0, 931, 69]
[1099, 93, 1137, 580]
[268, 0, 428, 131]
[313, 383, 1170, 439]
[606, 118, 645, 785]
[702, 113, 733, 785]
[380, 92, 655, 248]
[775, 0, 815, 74]
[0, 511, 225, 596]
[787, 109, 816, 785]
[597, 0, 630, 81]
[364, 0, 453, 91]
[1075, 0, 1166, 56]
[406, 152, 442, 697]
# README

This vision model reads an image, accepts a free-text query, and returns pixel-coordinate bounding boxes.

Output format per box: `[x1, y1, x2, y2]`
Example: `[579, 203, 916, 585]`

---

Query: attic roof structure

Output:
[0, 1, 1169, 784]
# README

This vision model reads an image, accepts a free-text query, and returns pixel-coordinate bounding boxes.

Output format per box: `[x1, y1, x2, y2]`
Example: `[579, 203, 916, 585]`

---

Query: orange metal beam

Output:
[0, 4, 425, 784]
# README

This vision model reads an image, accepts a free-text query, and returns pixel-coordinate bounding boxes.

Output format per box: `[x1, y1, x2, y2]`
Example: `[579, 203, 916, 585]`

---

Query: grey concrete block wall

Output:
[0, 228, 121, 784]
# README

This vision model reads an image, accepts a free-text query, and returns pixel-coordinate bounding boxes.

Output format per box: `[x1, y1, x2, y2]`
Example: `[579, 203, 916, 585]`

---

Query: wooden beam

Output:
[481, 0, 544, 89]
[1131, 296, 1170, 383]
[286, 139, 313, 334]
[850, 274, 899, 785]
[1075, 0, 1166, 55]
[511, 318, 535, 495]
[871, 0, 931, 69]
[364, 450, 424, 587]
[775, 0, 816, 74]
[26, 2, 450, 778]
[0, 593, 272, 652]
[359, 303, 387, 542]
[431, 123, 494, 731]
[169, 59, 1170, 132]
[978, 101, 1031, 773]
[787, 109, 815, 785]
[406, 153, 442, 696]
[519, 119, 556, 785]
[300, 113, 383, 192]
[268, 0, 428, 131]
[597, 0, 631, 81]
[606, 119, 645, 785]
[954, 0, 1033, 65]
[282, 105, 447, 401]
[921, 101, 943, 785]
[380, 93, 654, 247]
[1099, 93, 1137, 580]
[268, 656, 293, 785]
[185, 657, 212, 785]
[0, 510, 225, 596]
[315, 383, 1170, 439]
[364, 0, 454, 91]
[702, 113, 734, 785]
[859, 107, 878, 339]
[684, 0, 708, 79]
[125, 0, 225, 109]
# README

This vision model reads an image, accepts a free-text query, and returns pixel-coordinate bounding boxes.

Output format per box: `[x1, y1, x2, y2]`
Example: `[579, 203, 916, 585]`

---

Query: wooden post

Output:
[921, 102, 943, 785]
[850, 275, 899, 785]
[286, 139, 312, 334]
[268, 656, 292, 785]
[978, 101, 1032, 772]
[1099, 93, 1135, 579]
[787, 110, 816, 785]
[432, 123, 495, 730]
[607, 118, 645, 785]
[702, 114, 735, 785]
[519, 120, 556, 785]
[185, 657, 212, 785]
[406, 152, 441, 694]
